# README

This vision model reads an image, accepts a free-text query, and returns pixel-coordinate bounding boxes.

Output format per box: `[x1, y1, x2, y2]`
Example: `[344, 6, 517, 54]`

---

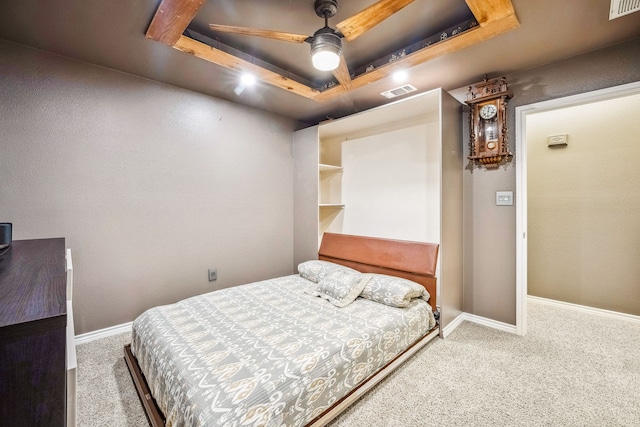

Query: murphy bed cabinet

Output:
[0, 238, 76, 426]
[293, 88, 463, 331]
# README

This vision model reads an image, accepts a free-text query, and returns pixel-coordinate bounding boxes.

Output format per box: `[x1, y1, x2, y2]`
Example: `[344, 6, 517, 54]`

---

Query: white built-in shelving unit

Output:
[293, 87, 464, 331]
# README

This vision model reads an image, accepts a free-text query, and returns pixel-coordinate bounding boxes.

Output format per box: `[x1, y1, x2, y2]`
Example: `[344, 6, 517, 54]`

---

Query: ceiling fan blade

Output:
[332, 54, 352, 89]
[336, 0, 416, 41]
[209, 24, 311, 43]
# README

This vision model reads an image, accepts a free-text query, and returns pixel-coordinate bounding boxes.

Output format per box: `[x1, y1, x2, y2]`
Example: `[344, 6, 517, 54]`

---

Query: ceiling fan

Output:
[209, 0, 416, 89]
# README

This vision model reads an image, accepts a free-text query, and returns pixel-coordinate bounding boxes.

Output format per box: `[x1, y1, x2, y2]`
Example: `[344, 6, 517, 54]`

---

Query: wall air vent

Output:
[381, 84, 417, 99]
[610, 0, 640, 19]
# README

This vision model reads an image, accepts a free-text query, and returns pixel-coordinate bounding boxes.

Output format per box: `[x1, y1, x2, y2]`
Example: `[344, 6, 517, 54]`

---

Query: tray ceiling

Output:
[146, 0, 519, 102]
[0, 0, 639, 124]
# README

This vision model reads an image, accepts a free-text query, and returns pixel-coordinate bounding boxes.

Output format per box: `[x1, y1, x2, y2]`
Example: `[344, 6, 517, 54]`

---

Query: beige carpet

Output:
[76, 299, 640, 426]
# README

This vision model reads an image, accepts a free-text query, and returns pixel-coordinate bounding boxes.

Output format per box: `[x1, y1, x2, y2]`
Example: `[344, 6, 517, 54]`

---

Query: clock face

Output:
[479, 104, 498, 120]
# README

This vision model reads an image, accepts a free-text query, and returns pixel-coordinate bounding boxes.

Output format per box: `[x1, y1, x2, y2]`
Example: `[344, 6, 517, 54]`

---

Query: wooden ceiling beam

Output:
[173, 36, 320, 99]
[146, 0, 206, 45]
[145, 0, 519, 103]
[312, 11, 519, 102]
[331, 54, 353, 90]
[337, 0, 417, 42]
[464, 0, 517, 26]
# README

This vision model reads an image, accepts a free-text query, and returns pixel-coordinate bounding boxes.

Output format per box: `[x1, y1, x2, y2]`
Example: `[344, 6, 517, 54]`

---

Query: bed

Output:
[124, 233, 441, 426]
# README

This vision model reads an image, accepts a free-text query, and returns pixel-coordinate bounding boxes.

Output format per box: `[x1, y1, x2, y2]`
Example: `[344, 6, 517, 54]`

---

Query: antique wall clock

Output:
[466, 76, 513, 169]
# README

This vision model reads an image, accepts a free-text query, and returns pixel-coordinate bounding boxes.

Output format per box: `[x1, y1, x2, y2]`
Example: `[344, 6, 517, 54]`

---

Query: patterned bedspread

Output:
[131, 274, 436, 427]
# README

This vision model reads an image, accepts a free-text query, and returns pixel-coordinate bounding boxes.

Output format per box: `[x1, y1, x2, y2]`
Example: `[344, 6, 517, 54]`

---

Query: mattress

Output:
[131, 274, 436, 427]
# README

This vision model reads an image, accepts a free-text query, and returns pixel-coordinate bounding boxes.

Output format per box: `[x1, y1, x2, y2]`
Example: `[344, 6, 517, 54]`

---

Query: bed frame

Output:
[124, 232, 441, 427]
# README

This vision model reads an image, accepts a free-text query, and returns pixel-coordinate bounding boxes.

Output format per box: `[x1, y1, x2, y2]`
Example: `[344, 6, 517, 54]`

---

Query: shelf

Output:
[319, 204, 345, 209]
[319, 163, 343, 172]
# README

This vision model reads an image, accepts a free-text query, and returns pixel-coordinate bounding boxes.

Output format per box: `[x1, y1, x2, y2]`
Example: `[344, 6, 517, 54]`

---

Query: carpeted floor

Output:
[76, 299, 640, 426]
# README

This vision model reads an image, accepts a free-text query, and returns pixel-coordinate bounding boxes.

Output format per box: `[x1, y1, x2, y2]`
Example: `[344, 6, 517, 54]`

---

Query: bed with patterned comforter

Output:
[131, 268, 436, 427]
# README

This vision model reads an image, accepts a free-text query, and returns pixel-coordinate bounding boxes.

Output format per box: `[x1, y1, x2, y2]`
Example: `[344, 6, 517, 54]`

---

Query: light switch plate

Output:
[496, 191, 513, 206]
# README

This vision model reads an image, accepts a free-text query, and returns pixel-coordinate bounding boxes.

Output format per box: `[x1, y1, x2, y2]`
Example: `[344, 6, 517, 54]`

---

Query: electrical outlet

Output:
[208, 268, 217, 282]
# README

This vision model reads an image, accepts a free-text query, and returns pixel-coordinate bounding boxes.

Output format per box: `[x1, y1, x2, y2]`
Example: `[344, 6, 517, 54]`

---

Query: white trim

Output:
[528, 295, 640, 324]
[75, 322, 133, 345]
[514, 80, 640, 337]
[66, 302, 77, 370]
[65, 249, 73, 302]
[460, 313, 518, 334]
[66, 301, 77, 427]
[441, 313, 466, 338]
[442, 312, 518, 337]
[515, 102, 529, 336]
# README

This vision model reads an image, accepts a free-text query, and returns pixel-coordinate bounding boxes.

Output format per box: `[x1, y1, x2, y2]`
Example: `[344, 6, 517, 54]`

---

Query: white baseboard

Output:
[442, 312, 518, 338]
[441, 313, 466, 338]
[73, 299, 639, 347]
[528, 295, 640, 324]
[90, 302, 613, 346]
[75, 322, 133, 345]
[75, 312, 512, 347]
[460, 313, 518, 334]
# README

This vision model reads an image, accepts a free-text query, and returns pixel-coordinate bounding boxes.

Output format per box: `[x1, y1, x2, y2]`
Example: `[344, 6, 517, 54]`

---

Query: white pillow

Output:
[297, 260, 357, 283]
[307, 270, 371, 307]
[360, 274, 430, 308]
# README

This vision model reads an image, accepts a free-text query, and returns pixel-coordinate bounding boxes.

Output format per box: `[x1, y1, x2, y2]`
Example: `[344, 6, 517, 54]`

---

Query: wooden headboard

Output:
[318, 233, 439, 311]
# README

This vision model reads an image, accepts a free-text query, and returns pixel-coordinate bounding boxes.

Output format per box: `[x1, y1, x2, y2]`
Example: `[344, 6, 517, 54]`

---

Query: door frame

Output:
[515, 80, 640, 336]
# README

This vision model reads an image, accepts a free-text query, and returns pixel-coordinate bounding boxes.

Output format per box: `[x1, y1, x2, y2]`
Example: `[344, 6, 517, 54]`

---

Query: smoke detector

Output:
[381, 84, 417, 99]
[610, 0, 640, 19]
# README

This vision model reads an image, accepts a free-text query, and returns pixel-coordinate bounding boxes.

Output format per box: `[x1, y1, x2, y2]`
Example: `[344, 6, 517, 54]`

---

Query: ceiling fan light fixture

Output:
[310, 28, 342, 71]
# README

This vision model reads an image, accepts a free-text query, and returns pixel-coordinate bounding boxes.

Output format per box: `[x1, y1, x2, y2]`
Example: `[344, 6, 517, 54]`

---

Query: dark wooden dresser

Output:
[0, 238, 67, 426]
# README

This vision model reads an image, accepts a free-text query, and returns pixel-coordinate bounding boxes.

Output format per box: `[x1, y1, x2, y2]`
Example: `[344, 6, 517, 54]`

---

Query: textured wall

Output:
[0, 40, 297, 334]
[462, 36, 640, 324]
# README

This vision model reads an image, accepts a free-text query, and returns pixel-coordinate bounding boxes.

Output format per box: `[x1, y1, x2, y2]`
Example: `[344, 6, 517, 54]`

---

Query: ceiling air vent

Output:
[381, 84, 417, 99]
[610, 0, 640, 19]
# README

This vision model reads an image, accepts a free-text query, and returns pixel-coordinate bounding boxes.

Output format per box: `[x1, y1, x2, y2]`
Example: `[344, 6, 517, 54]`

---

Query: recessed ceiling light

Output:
[240, 73, 256, 86]
[392, 70, 409, 83]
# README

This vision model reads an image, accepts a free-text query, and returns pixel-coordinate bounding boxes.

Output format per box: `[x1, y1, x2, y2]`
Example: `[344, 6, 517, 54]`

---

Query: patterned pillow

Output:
[360, 274, 430, 308]
[298, 260, 357, 283]
[308, 270, 371, 307]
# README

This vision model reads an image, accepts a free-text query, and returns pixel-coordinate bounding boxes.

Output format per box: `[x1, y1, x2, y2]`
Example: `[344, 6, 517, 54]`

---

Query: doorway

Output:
[515, 81, 640, 335]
